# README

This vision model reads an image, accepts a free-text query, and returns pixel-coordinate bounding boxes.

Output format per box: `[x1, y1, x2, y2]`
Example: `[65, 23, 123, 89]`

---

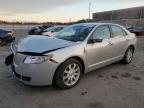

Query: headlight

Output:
[24, 55, 53, 64]
[11, 41, 18, 54]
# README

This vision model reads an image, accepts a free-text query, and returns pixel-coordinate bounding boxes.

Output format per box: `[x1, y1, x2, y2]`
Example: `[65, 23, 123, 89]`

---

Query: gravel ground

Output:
[0, 30, 144, 108]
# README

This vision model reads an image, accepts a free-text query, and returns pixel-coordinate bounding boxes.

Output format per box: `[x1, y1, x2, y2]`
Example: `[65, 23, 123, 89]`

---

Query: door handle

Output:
[108, 42, 114, 46]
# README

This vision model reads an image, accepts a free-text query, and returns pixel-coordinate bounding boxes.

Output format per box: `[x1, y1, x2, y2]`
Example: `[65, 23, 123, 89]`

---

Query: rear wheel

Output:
[54, 59, 83, 89]
[122, 47, 134, 64]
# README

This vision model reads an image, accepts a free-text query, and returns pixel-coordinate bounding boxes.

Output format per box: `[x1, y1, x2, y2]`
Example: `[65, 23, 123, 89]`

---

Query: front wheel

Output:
[122, 47, 134, 64]
[54, 59, 83, 89]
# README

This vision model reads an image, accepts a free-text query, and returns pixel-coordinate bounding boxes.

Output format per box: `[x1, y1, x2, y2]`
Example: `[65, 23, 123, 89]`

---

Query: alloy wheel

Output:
[126, 48, 133, 63]
[63, 63, 80, 86]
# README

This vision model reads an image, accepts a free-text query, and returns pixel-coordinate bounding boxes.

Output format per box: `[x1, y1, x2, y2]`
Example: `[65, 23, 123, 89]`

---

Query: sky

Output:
[0, 0, 144, 23]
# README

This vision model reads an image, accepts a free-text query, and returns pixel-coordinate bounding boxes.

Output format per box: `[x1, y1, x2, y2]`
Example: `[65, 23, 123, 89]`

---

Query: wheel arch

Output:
[128, 44, 135, 52]
[68, 56, 85, 74]
[52, 56, 85, 84]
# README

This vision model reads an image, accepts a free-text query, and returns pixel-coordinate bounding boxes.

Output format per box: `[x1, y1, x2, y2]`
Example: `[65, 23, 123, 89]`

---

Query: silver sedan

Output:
[5, 23, 137, 89]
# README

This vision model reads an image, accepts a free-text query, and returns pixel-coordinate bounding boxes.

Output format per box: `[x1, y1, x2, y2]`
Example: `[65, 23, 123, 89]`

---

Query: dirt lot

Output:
[0, 30, 144, 108]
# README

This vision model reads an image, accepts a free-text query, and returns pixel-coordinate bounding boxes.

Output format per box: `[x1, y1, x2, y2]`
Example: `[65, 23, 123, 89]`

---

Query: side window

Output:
[92, 26, 111, 40]
[111, 25, 125, 37]
[123, 30, 128, 36]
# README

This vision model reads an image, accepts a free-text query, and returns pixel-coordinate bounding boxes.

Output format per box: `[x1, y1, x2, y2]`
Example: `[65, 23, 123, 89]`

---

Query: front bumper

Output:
[6, 54, 59, 86]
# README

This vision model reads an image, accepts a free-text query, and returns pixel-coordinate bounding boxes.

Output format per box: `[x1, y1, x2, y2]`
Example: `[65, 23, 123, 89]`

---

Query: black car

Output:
[0, 29, 15, 45]
[28, 25, 53, 35]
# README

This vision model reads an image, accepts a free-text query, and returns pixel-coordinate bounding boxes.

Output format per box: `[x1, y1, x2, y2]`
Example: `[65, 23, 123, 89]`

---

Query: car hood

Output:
[16, 35, 75, 54]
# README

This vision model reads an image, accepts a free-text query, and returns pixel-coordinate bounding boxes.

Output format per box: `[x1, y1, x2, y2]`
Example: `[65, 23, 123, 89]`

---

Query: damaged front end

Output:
[5, 53, 14, 66]
[5, 40, 66, 66]
[5, 41, 17, 66]
[4, 35, 74, 85]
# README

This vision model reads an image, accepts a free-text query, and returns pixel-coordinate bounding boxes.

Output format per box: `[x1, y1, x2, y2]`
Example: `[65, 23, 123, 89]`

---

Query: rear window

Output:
[111, 25, 126, 37]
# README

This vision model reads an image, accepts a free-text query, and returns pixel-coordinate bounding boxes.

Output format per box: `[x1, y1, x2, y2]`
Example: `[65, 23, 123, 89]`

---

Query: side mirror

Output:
[88, 38, 103, 44]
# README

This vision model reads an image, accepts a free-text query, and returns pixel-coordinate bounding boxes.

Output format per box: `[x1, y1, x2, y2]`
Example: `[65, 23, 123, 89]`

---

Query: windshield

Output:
[55, 24, 95, 42]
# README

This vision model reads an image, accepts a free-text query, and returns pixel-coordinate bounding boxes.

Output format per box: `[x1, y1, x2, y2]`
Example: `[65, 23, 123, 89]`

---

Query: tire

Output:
[122, 47, 134, 64]
[54, 58, 83, 89]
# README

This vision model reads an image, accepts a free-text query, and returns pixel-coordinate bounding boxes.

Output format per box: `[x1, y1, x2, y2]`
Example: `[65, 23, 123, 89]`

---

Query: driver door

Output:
[86, 25, 114, 71]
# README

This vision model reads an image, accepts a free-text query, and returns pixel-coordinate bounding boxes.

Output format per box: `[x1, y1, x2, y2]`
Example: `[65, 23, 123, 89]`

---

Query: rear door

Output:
[109, 25, 129, 58]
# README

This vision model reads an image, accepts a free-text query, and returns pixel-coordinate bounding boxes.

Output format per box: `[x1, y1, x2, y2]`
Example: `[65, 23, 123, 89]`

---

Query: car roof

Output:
[53, 25, 67, 27]
[73, 23, 127, 30]
[75, 22, 122, 26]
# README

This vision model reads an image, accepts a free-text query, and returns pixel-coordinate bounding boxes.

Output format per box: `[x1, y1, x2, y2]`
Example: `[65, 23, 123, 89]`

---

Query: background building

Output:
[93, 6, 144, 27]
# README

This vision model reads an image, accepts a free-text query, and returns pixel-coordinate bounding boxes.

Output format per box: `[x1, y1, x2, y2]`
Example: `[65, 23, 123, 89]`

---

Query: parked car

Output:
[127, 26, 144, 36]
[42, 26, 66, 36]
[28, 25, 53, 35]
[0, 29, 15, 45]
[5, 23, 137, 89]
[42, 25, 53, 29]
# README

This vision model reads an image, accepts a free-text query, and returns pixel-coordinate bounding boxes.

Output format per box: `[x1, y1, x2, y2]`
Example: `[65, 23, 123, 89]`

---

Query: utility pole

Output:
[139, 8, 142, 25]
[69, 18, 71, 24]
[89, 2, 91, 22]
[111, 10, 113, 21]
